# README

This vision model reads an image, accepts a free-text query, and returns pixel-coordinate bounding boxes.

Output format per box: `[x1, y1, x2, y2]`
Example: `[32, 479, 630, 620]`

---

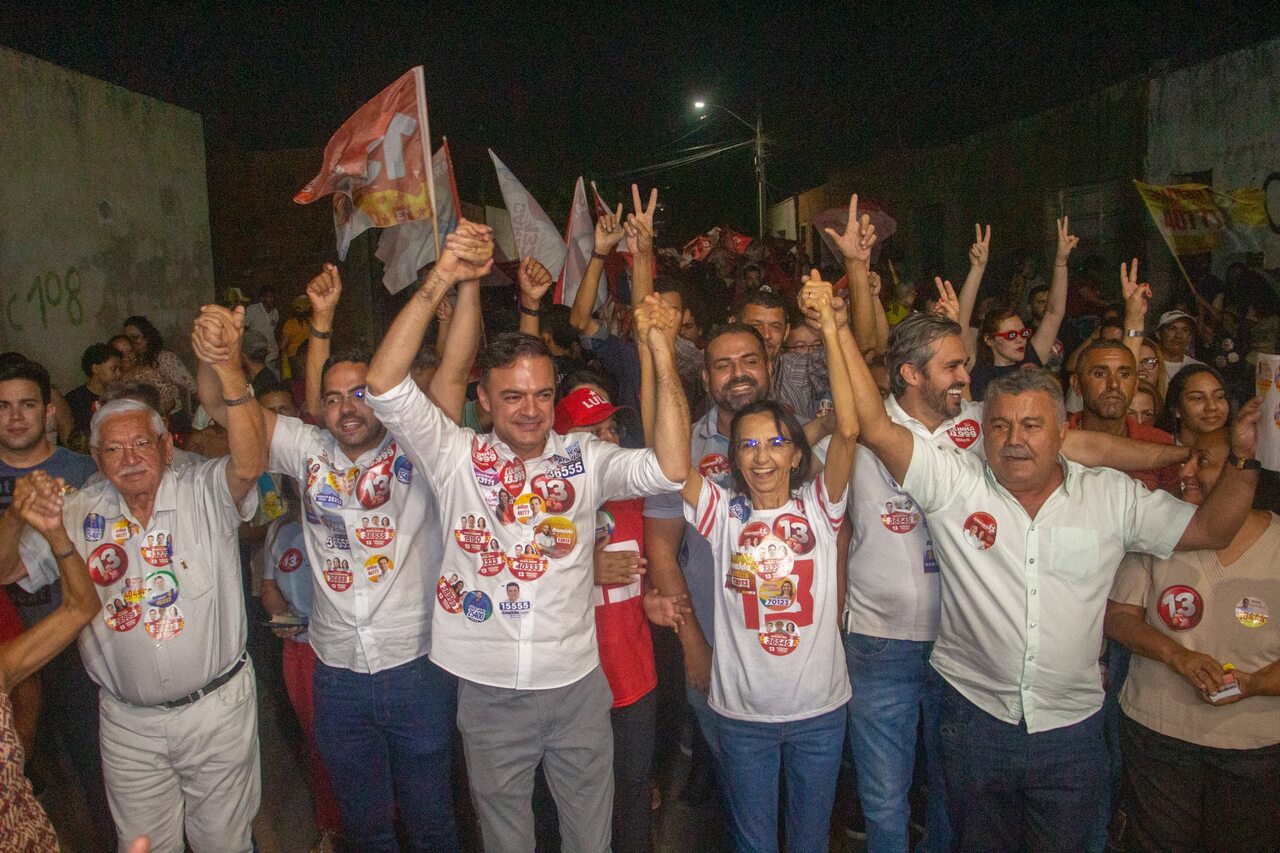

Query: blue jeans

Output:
[844, 632, 950, 853]
[1091, 640, 1131, 849]
[685, 682, 724, 766]
[932, 667, 1106, 853]
[313, 655, 460, 852]
[716, 706, 846, 853]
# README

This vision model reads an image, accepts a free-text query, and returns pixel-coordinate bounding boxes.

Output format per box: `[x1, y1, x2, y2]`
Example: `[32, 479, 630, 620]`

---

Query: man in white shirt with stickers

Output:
[194, 263, 467, 853]
[0, 308, 267, 852]
[363, 221, 691, 853]
[842, 327, 1262, 852]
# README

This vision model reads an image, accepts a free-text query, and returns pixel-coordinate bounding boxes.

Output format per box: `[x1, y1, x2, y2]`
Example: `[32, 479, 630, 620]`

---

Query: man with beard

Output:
[837, 311, 1193, 852]
[1069, 341, 1179, 494]
[0, 357, 112, 847]
[195, 257, 477, 853]
[844, 335, 1262, 850]
[644, 323, 773, 791]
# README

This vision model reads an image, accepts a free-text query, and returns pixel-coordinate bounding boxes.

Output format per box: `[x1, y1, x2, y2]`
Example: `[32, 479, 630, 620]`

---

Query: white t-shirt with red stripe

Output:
[685, 476, 851, 723]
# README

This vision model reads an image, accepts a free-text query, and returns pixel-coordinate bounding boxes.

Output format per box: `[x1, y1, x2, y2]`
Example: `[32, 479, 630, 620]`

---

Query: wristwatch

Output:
[1124, 329, 1145, 338]
[223, 385, 256, 407]
[1227, 451, 1261, 471]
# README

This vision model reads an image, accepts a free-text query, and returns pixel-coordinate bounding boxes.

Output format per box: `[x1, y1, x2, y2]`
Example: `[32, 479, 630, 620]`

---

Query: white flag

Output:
[489, 150, 567, 279]
[556, 177, 600, 311]
[376, 144, 460, 294]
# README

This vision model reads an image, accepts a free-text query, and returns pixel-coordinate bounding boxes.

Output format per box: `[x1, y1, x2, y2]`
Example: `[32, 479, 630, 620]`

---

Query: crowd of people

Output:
[0, 185, 1276, 853]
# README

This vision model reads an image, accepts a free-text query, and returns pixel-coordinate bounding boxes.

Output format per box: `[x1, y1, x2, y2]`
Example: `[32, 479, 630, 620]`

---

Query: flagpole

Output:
[414, 66, 441, 265]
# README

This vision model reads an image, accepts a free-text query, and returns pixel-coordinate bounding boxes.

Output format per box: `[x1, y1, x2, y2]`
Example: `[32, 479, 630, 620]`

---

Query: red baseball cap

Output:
[554, 386, 625, 433]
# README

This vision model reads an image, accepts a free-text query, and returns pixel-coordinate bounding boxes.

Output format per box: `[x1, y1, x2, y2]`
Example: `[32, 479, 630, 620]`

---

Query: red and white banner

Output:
[376, 140, 462, 294]
[295, 67, 437, 261]
[489, 150, 567, 279]
[681, 225, 754, 262]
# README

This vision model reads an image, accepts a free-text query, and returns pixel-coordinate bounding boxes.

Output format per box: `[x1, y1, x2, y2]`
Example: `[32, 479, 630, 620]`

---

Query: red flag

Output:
[295, 67, 437, 260]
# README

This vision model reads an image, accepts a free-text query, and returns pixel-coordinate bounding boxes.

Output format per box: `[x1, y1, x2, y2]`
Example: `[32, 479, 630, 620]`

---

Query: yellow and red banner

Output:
[295, 67, 437, 260]
[1134, 180, 1265, 256]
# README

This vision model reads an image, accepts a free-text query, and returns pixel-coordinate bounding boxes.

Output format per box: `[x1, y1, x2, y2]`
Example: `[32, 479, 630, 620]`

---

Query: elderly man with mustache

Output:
[841, 331, 1263, 852]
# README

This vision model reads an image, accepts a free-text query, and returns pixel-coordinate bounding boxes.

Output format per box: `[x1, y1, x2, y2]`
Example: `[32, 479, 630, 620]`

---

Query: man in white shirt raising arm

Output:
[363, 220, 690, 853]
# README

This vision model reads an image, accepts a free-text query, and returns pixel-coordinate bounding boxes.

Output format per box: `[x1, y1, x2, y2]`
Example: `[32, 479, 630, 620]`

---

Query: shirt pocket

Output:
[167, 547, 215, 601]
[1050, 526, 1100, 584]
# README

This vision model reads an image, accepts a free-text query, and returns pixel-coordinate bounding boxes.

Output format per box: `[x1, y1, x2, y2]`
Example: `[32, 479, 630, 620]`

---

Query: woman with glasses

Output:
[679, 272, 859, 853]
[1138, 337, 1169, 400]
[966, 217, 1077, 400]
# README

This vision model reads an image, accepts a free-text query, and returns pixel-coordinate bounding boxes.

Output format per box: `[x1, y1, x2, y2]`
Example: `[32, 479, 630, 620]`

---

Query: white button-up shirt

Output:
[18, 458, 256, 706]
[844, 397, 986, 641]
[902, 433, 1195, 732]
[270, 415, 444, 674]
[367, 376, 679, 690]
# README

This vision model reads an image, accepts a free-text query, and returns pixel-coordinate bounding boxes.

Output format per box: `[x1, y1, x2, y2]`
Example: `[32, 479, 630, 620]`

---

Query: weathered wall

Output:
[811, 76, 1149, 302]
[0, 47, 213, 388]
[1146, 37, 1280, 279]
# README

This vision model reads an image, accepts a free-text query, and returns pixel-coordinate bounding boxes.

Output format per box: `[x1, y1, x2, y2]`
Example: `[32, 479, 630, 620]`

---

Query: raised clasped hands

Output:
[14, 471, 67, 542]
[437, 219, 495, 286]
[191, 304, 245, 370]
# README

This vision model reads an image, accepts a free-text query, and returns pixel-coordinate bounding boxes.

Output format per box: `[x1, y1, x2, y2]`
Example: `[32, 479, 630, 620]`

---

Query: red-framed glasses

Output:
[991, 328, 1032, 342]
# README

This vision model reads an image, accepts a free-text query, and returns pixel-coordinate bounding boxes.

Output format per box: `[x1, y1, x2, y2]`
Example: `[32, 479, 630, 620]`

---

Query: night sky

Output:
[3, 1, 1277, 241]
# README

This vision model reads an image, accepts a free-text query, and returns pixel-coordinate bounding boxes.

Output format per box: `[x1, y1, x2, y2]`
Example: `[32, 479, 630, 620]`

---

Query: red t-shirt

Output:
[0, 590, 23, 643]
[1066, 414, 1180, 494]
[593, 498, 656, 708]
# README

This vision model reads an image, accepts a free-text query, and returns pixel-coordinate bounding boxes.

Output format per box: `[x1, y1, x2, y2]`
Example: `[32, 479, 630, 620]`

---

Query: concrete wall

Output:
[1146, 38, 1280, 282]
[0, 47, 213, 389]
[811, 76, 1149, 303]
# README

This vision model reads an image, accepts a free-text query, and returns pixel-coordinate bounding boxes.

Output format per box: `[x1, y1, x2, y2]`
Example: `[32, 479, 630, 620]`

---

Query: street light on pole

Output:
[693, 99, 766, 237]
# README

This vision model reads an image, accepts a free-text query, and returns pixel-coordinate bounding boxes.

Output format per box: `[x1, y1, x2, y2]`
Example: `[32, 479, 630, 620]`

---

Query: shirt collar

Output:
[695, 406, 724, 440]
[330, 430, 395, 469]
[483, 428, 566, 464]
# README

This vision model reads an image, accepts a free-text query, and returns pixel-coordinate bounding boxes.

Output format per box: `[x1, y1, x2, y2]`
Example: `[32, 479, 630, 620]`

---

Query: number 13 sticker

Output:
[1157, 585, 1203, 631]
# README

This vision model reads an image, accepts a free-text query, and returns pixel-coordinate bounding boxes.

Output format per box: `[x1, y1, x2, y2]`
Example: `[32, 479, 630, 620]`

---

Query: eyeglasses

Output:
[322, 386, 367, 408]
[735, 436, 793, 452]
[97, 437, 160, 460]
[1139, 357, 1159, 368]
[990, 328, 1032, 342]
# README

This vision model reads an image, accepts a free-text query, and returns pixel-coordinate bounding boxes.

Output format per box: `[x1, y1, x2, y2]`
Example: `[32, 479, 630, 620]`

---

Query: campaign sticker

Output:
[1274, 402, 1280, 430]
[729, 495, 751, 522]
[140, 531, 172, 567]
[303, 502, 321, 526]
[750, 536, 794, 581]
[454, 516, 492, 553]
[815, 396, 834, 418]
[507, 545, 549, 582]
[474, 465, 500, 489]
[394, 455, 414, 485]
[323, 559, 354, 592]
[321, 515, 350, 551]
[437, 575, 465, 613]
[494, 489, 518, 525]
[947, 419, 980, 450]
[758, 621, 800, 656]
[104, 599, 140, 632]
[773, 514, 815, 555]
[1157, 585, 1204, 631]
[962, 512, 997, 550]
[88, 543, 127, 586]
[143, 603, 184, 641]
[463, 590, 493, 623]
[111, 519, 140, 545]
[144, 569, 179, 608]
[531, 516, 577, 558]
[738, 521, 771, 550]
[356, 516, 396, 549]
[530, 474, 576, 514]
[356, 453, 394, 509]
[121, 576, 146, 604]
[278, 547, 305, 574]
[478, 540, 507, 576]
[513, 493, 549, 525]
[83, 513, 105, 542]
[472, 438, 499, 470]
[500, 459, 527, 497]
[496, 581, 532, 621]
[595, 510, 615, 544]
[758, 578, 797, 611]
[1236, 596, 1269, 628]
[880, 498, 920, 535]
[546, 443, 585, 479]
[364, 554, 394, 583]
[923, 537, 939, 574]
[314, 482, 343, 510]
[698, 452, 731, 480]
[727, 554, 757, 593]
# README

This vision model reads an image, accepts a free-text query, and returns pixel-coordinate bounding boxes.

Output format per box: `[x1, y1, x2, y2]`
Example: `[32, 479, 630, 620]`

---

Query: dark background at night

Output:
[3, 1, 1277, 242]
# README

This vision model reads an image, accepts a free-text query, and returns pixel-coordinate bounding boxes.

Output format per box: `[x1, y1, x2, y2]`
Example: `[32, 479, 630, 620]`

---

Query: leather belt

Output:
[159, 653, 247, 709]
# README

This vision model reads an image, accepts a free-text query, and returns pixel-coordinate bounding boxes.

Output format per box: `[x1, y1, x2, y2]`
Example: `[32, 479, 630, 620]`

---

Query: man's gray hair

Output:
[983, 367, 1067, 423]
[886, 313, 963, 397]
[90, 398, 166, 449]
